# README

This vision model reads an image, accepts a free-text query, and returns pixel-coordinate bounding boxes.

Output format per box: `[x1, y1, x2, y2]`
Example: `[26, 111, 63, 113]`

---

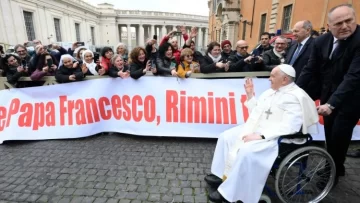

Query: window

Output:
[213, 0, 217, 13]
[75, 23, 81, 42]
[91, 27, 95, 45]
[54, 18, 62, 41]
[282, 5, 293, 32]
[259, 13, 267, 40]
[23, 11, 36, 41]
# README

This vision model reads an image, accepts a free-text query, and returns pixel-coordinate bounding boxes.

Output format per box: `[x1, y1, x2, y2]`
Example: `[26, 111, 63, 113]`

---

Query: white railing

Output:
[116, 10, 209, 21]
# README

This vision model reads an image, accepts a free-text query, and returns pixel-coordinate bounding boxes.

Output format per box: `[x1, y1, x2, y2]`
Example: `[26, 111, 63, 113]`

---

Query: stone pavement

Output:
[0, 133, 359, 203]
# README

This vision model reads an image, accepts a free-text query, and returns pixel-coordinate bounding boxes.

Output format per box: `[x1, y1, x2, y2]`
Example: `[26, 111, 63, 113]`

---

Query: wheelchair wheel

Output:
[259, 194, 271, 203]
[275, 146, 336, 203]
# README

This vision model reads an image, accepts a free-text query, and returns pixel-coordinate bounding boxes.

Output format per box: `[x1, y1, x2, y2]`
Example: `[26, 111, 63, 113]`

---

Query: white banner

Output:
[0, 77, 359, 143]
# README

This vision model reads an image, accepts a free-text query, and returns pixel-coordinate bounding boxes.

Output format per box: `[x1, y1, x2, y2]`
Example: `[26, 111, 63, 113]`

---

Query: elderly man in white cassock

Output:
[206, 64, 319, 203]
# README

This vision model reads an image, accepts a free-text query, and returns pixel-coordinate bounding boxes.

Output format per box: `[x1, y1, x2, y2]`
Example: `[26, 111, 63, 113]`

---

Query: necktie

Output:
[289, 43, 303, 65]
[329, 40, 342, 59]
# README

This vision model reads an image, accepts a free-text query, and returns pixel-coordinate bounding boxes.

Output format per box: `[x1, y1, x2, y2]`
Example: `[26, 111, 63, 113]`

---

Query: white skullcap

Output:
[278, 64, 296, 77]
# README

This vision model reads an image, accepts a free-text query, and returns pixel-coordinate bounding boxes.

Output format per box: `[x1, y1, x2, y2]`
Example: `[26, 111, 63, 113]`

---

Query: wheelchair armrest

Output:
[277, 132, 313, 144]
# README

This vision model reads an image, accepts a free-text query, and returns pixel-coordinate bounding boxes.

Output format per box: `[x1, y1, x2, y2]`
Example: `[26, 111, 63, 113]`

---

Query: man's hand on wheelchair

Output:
[317, 104, 332, 116]
[242, 133, 262, 143]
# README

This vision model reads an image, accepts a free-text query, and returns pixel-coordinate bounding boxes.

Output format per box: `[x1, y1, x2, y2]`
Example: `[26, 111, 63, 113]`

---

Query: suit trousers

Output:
[323, 109, 359, 176]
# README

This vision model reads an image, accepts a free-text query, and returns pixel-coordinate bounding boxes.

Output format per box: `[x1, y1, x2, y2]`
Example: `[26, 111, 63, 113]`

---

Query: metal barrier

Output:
[0, 72, 271, 90]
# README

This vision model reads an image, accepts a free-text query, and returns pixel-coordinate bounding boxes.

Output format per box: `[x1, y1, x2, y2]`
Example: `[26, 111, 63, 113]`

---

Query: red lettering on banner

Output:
[6, 98, 20, 127]
[166, 90, 178, 122]
[45, 102, 56, 127]
[165, 90, 236, 124]
[111, 95, 122, 120]
[132, 95, 143, 122]
[122, 95, 131, 121]
[240, 95, 249, 122]
[85, 98, 100, 123]
[144, 96, 156, 123]
[75, 99, 87, 125]
[0, 106, 6, 131]
[228, 92, 237, 124]
[208, 92, 214, 123]
[18, 103, 33, 128]
[33, 103, 45, 130]
[59, 96, 67, 126]
[187, 95, 207, 123]
[98, 97, 111, 121]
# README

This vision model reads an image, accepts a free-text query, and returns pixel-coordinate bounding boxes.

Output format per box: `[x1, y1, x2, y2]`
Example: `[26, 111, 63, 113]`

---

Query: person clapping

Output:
[55, 54, 87, 83]
[108, 54, 130, 79]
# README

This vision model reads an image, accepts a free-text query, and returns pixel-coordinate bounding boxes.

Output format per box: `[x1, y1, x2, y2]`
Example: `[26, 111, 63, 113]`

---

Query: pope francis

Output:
[206, 64, 319, 203]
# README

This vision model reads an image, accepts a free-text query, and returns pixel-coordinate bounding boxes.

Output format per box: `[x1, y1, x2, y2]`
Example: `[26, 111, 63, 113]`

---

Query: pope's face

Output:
[269, 67, 287, 90]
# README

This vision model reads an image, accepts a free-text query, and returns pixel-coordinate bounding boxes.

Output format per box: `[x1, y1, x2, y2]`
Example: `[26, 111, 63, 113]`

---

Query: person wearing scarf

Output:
[262, 37, 288, 71]
[55, 54, 87, 83]
[177, 48, 200, 78]
[81, 50, 105, 76]
[100, 47, 113, 72]
[199, 42, 229, 73]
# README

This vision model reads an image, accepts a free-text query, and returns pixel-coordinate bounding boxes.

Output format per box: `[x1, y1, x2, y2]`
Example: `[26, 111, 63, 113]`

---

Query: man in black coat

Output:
[296, 4, 360, 180]
[285, 20, 314, 80]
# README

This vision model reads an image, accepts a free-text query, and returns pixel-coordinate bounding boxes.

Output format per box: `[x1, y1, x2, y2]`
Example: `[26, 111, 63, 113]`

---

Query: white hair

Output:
[59, 54, 77, 67]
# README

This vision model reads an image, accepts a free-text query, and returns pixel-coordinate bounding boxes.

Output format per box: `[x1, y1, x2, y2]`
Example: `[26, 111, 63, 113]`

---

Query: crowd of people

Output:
[0, 3, 359, 203]
[0, 21, 326, 87]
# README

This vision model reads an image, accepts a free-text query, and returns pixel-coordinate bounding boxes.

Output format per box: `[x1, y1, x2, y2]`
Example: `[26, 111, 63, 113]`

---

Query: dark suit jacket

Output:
[296, 25, 360, 116]
[285, 37, 314, 79]
[262, 49, 284, 71]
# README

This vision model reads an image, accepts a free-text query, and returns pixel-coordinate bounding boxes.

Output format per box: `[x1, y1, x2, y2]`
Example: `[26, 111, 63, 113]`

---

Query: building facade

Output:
[208, 0, 360, 49]
[0, 0, 209, 51]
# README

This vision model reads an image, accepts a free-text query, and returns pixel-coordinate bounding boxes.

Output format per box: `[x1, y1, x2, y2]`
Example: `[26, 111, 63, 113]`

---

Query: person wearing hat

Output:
[205, 64, 319, 203]
[220, 40, 235, 61]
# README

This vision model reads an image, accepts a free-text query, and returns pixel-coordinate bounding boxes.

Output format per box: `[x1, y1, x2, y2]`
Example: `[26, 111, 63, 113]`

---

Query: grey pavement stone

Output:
[94, 197, 108, 203]
[118, 200, 131, 203]
[0, 134, 359, 203]
[148, 193, 161, 202]
[136, 192, 149, 200]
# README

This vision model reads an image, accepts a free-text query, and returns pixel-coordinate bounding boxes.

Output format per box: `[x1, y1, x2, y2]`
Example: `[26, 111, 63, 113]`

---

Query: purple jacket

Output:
[30, 69, 55, 81]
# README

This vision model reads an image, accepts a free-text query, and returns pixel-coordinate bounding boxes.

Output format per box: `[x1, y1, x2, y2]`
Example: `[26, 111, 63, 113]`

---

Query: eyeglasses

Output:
[185, 55, 193, 58]
[237, 46, 249, 49]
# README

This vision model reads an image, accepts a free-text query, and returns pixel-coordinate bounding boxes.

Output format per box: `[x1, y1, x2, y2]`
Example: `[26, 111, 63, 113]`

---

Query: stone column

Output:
[144, 26, 149, 41]
[139, 24, 144, 47]
[161, 25, 167, 39]
[197, 28, 203, 51]
[136, 25, 140, 46]
[150, 25, 155, 39]
[204, 28, 209, 46]
[127, 24, 132, 49]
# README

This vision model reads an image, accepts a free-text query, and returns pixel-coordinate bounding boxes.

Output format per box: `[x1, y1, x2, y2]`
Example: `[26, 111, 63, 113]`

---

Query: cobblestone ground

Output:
[0, 133, 359, 203]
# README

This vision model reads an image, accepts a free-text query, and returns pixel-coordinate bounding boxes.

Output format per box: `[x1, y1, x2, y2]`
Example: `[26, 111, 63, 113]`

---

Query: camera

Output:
[251, 56, 260, 63]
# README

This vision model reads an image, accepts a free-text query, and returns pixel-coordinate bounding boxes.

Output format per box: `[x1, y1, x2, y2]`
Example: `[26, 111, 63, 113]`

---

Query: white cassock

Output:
[211, 82, 319, 203]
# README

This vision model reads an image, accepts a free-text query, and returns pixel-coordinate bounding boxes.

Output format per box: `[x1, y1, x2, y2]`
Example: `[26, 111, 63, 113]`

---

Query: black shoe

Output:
[205, 174, 222, 189]
[346, 149, 360, 158]
[209, 190, 229, 203]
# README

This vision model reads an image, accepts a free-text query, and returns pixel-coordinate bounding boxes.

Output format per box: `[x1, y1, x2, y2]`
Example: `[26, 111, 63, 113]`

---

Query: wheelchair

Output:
[259, 132, 336, 203]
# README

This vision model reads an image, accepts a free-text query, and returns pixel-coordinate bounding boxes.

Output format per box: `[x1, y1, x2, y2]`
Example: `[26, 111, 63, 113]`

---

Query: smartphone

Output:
[153, 35, 157, 40]
[151, 60, 156, 69]
[21, 60, 27, 67]
[77, 42, 85, 46]
[93, 53, 100, 62]
[174, 31, 182, 36]
[170, 62, 176, 69]
[47, 58, 53, 68]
